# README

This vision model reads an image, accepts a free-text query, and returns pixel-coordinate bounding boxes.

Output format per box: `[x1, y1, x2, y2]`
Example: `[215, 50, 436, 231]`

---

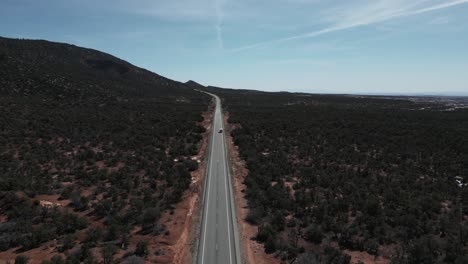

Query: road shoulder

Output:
[224, 113, 279, 264]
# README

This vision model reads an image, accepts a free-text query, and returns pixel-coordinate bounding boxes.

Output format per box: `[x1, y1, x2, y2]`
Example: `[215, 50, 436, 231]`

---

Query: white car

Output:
[218, 128, 223, 133]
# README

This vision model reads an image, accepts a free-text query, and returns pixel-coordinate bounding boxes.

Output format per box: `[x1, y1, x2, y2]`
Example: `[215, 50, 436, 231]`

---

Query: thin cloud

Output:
[117, 0, 216, 22]
[411, 0, 468, 14]
[215, 0, 226, 49]
[231, 0, 468, 52]
[429, 16, 450, 25]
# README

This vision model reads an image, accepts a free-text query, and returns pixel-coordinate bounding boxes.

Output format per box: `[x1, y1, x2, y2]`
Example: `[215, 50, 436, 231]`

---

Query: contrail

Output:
[231, 0, 468, 52]
[215, 0, 226, 49]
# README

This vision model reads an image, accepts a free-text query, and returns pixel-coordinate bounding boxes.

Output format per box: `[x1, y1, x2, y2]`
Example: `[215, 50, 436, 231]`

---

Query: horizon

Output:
[1, 0, 467, 94]
[2, 3, 468, 263]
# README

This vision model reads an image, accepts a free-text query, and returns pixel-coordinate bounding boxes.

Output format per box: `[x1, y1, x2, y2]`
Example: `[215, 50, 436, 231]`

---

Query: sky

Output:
[1, 0, 468, 94]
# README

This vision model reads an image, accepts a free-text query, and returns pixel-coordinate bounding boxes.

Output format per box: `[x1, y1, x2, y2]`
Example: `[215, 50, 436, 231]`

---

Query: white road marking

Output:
[200, 109, 217, 264]
[200, 96, 236, 264]
[220, 113, 233, 264]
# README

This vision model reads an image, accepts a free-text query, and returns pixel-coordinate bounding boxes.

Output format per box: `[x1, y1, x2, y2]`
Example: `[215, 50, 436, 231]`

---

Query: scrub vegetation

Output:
[0, 37, 209, 263]
[210, 87, 468, 263]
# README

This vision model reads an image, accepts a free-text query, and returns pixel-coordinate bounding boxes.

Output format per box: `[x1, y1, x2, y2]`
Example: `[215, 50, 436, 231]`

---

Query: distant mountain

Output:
[0, 36, 200, 100]
[185, 80, 206, 89]
[351, 92, 468, 97]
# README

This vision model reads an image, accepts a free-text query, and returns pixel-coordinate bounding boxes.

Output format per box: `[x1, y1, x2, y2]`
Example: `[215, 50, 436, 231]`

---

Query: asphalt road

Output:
[197, 94, 241, 264]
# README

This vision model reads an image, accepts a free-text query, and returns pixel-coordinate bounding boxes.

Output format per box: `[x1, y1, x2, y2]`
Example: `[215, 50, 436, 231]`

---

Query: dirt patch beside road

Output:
[224, 114, 279, 264]
[162, 98, 215, 264]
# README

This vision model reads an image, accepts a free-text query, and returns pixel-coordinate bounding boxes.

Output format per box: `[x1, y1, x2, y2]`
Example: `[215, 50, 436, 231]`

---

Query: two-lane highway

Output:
[197, 94, 240, 264]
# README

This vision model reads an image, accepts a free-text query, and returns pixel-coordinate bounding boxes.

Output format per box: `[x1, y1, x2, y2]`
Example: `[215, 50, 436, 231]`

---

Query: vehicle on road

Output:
[198, 94, 240, 264]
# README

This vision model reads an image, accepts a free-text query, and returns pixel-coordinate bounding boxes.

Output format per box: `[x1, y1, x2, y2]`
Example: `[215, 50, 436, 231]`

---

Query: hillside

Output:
[0, 36, 201, 100]
[0, 37, 210, 263]
[185, 80, 206, 90]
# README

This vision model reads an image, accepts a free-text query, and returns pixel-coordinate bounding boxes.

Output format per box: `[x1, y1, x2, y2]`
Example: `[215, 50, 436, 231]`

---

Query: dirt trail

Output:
[224, 114, 279, 264]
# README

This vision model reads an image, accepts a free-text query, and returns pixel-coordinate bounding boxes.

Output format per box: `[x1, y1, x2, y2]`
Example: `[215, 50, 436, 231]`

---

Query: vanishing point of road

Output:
[197, 93, 241, 264]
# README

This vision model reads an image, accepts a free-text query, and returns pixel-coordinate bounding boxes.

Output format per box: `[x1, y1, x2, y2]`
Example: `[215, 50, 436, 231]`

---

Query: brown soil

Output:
[344, 249, 391, 264]
[0, 194, 91, 263]
[224, 114, 279, 264]
[147, 99, 215, 264]
[0, 241, 65, 264]
[35, 194, 70, 207]
[0, 100, 216, 264]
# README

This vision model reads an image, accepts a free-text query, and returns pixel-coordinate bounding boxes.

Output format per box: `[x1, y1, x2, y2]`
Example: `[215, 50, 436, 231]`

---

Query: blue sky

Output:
[1, 0, 467, 94]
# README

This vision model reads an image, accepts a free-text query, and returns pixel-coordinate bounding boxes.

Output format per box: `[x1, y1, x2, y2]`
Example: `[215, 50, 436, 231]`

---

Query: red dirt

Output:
[0, 100, 216, 264]
[0, 194, 95, 263]
[151, 98, 215, 264]
[224, 114, 279, 264]
[35, 194, 70, 207]
[0, 241, 65, 264]
[344, 249, 391, 264]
